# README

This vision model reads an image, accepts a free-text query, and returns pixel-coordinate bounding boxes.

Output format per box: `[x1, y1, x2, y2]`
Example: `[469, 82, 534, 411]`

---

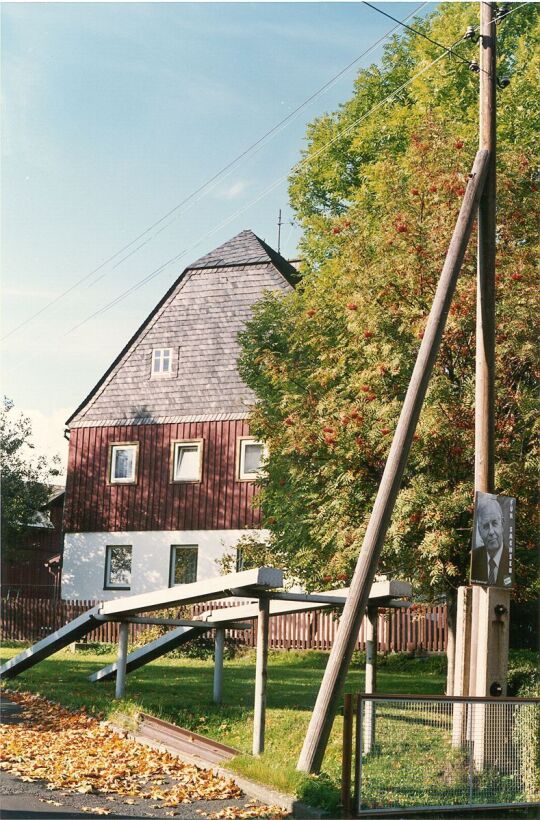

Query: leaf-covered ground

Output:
[0, 691, 288, 819]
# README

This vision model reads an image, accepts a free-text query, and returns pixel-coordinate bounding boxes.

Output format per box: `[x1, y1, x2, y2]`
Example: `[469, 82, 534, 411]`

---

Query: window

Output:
[152, 348, 173, 376]
[104, 545, 132, 589]
[238, 438, 266, 480]
[169, 545, 198, 586]
[236, 547, 256, 573]
[109, 443, 138, 484]
[171, 440, 203, 482]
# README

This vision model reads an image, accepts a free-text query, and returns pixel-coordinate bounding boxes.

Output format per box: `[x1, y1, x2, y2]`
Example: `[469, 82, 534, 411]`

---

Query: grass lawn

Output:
[0, 644, 447, 812]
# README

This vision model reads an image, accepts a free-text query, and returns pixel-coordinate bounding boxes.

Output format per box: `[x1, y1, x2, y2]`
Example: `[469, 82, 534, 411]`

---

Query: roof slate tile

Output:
[68, 230, 295, 426]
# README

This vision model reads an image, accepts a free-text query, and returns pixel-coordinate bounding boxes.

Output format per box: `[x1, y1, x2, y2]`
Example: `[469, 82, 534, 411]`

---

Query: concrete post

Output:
[252, 597, 270, 756]
[115, 622, 129, 700]
[472, 586, 511, 770]
[451, 586, 473, 748]
[213, 628, 225, 704]
[363, 607, 378, 754]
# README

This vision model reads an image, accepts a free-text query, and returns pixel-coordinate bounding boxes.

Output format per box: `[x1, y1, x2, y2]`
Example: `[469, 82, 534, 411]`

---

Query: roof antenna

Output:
[277, 209, 284, 254]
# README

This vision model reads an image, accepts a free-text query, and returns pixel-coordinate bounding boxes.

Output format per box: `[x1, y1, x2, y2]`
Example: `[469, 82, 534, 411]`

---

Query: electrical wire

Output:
[64, 40, 462, 339]
[362, 1, 475, 69]
[7, 1, 532, 358]
[1, 3, 427, 343]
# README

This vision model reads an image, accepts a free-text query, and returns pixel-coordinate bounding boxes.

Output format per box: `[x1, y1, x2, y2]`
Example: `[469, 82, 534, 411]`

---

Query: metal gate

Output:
[341, 693, 540, 816]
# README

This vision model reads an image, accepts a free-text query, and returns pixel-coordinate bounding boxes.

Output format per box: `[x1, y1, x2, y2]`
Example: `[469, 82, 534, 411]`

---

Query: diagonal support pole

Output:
[297, 148, 490, 773]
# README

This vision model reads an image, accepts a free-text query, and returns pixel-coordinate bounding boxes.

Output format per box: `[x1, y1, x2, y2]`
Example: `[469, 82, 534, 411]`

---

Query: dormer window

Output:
[152, 348, 173, 377]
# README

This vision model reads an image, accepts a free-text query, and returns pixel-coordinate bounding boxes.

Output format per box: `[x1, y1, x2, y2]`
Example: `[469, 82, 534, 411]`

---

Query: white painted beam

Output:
[95, 616, 251, 629]
[204, 581, 412, 623]
[98, 567, 283, 617]
[0, 606, 102, 679]
[89, 577, 412, 684]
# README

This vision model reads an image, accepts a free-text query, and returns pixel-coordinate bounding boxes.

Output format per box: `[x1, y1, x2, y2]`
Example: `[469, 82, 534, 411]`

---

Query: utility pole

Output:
[471, 1, 510, 708]
[475, 1, 496, 494]
[297, 149, 489, 774]
[277, 209, 283, 254]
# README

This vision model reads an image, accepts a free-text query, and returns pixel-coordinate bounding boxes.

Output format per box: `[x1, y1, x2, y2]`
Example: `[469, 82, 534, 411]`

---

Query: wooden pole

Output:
[252, 597, 270, 756]
[297, 149, 490, 773]
[115, 621, 129, 699]
[471, 1, 510, 702]
[213, 628, 225, 704]
[475, 0, 497, 493]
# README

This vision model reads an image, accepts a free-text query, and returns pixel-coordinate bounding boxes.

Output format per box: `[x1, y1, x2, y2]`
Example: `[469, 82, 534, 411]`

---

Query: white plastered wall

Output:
[61, 529, 268, 601]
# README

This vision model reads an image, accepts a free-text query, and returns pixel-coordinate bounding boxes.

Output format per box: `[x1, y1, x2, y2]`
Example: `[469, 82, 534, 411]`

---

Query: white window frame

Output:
[169, 544, 198, 587]
[151, 347, 173, 377]
[109, 443, 139, 484]
[170, 439, 203, 483]
[237, 437, 266, 481]
[104, 544, 132, 590]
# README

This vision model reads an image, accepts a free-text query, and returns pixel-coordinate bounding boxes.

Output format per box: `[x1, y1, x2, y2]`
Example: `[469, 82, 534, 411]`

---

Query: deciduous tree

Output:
[238, 3, 539, 658]
[0, 397, 60, 553]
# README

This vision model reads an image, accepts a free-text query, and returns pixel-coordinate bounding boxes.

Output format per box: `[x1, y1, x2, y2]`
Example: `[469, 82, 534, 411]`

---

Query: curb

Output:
[106, 720, 328, 819]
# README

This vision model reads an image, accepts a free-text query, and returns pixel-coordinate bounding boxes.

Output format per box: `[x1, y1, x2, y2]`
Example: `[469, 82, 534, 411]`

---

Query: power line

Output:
[64, 41, 462, 339]
[8, 1, 532, 359]
[362, 1, 475, 69]
[1, 3, 427, 343]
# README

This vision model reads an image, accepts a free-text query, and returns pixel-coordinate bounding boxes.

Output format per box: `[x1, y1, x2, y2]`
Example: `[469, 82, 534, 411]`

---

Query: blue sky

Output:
[1, 2, 435, 474]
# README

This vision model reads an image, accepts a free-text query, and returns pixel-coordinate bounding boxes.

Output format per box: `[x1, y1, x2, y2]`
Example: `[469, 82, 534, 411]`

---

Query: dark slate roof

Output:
[67, 231, 296, 427]
[188, 230, 299, 283]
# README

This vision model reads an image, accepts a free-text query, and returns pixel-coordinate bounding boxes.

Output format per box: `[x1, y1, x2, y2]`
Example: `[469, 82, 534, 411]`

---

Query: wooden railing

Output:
[1, 597, 447, 653]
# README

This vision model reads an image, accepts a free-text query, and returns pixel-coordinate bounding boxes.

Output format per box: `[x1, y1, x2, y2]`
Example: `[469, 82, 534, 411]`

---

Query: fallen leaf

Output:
[0, 691, 243, 807]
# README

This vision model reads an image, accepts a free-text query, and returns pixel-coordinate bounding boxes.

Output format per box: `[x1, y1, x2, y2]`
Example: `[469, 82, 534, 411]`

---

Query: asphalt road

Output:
[0, 696, 267, 820]
[0, 769, 258, 819]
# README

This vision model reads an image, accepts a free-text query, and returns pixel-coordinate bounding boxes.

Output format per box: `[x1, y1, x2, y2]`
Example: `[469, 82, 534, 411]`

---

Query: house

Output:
[1, 487, 64, 599]
[61, 230, 297, 600]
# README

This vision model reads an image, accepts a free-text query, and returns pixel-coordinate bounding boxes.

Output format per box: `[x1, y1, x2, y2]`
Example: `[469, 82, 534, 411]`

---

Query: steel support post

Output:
[252, 597, 270, 756]
[115, 622, 129, 700]
[213, 628, 225, 704]
[363, 607, 377, 754]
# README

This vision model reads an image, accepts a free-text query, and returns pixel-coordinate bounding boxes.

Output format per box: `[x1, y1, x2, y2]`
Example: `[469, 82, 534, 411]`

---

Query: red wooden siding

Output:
[64, 420, 261, 533]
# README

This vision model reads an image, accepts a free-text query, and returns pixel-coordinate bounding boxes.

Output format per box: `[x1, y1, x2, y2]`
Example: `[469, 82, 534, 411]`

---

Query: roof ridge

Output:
[186, 229, 298, 283]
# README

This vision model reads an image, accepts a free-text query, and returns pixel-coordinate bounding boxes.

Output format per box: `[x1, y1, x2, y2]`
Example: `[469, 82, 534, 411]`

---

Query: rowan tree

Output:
[238, 2, 539, 654]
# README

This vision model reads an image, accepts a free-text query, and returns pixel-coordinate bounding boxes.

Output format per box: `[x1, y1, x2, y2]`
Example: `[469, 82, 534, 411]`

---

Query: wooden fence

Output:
[1, 597, 447, 652]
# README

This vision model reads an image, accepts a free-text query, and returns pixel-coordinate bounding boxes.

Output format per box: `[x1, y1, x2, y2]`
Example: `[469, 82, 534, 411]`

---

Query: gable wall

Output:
[71, 263, 292, 424]
[64, 419, 261, 533]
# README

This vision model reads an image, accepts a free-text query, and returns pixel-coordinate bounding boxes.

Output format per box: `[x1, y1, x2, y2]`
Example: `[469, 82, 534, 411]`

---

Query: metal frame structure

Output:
[0, 568, 411, 757]
[0, 567, 282, 680]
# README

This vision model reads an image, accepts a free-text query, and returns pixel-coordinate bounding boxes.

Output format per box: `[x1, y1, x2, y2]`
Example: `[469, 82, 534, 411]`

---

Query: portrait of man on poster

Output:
[470, 492, 515, 588]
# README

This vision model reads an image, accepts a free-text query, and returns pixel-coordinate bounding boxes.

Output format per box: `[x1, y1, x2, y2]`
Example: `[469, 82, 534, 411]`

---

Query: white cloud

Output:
[215, 180, 248, 200]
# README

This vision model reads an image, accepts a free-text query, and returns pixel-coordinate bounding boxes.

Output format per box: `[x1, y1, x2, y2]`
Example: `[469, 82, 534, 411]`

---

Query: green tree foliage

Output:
[0, 397, 60, 553]
[238, 3, 539, 603]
